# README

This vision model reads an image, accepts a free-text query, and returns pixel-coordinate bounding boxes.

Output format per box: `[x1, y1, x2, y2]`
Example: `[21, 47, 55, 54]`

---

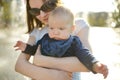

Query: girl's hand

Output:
[58, 71, 72, 80]
[33, 45, 72, 80]
[35, 45, 41, 55]
[33, 45, 42, 66]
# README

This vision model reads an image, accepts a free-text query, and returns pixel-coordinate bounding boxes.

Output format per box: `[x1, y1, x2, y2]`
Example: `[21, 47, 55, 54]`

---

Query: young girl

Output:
[15, 0, 108, 80]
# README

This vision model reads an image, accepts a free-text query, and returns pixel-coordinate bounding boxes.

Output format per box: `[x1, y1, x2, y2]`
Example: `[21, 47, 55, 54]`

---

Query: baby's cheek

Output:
[48, 33, 53, 38]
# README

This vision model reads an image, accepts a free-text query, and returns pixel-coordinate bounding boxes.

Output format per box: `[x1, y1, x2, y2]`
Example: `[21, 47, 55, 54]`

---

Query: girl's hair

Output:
[26, 0, 62, 33]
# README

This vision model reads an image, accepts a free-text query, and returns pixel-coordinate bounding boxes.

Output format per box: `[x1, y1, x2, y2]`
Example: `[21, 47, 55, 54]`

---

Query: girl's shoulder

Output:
[75, 18, 89, 29]
[30, 26, 48, 42]
[72, 18, 89, 35]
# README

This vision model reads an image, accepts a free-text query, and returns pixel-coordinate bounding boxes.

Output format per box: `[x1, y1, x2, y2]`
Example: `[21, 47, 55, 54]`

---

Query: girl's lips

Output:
[43, 18, 48, 22]
[44, 17, 48, 20]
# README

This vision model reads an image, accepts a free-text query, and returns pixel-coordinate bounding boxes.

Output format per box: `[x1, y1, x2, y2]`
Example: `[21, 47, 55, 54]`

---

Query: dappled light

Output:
[0, 0, 120, 80]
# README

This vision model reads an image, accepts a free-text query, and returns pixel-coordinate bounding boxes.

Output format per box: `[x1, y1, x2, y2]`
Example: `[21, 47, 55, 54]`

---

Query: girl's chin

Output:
[43, 21, 48, 25]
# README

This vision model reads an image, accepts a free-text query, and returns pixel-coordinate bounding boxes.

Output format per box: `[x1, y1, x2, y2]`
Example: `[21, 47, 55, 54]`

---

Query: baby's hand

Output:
[93, 62, 108, 79]
[14, 41, 26, 51]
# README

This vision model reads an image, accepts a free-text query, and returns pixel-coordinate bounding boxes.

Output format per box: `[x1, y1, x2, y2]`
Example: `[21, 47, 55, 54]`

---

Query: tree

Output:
[87, 12, 108, 27]
[0, 0, 13, 27]
[112, 0, 120, 28]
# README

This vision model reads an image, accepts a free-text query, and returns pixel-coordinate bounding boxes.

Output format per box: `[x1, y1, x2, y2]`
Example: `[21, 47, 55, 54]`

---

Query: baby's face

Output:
[48, 17, 73, 40]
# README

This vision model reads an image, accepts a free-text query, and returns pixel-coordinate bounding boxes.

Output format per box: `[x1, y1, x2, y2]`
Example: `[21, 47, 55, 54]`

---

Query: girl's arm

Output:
[15, 54, 72, 80]
[76, 26, 92, 52]
[33, 45, 89, 72]
[34, 54, 89, 72]
[15, 36, 72, 80]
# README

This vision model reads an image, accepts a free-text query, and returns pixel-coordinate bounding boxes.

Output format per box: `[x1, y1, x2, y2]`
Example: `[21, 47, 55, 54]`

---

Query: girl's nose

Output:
[40, 10, 47, 17]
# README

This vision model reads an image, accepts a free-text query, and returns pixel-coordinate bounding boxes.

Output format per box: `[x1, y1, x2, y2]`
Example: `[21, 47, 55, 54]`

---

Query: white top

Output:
[30, 18, 89, 43]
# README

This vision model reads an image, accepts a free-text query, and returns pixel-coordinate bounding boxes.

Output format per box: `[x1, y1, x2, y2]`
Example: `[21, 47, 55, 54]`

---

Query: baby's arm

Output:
[72, 36, 108, 78]
[72, 36, 98, 72]
[14, 41, 38, 55]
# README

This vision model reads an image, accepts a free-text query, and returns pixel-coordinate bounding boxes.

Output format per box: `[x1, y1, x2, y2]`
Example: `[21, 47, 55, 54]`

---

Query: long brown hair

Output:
[26, 0, 62, 33]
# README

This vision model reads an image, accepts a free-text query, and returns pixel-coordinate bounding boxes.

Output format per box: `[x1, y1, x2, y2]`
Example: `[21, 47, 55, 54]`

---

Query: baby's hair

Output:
[49, 6, 74, 26]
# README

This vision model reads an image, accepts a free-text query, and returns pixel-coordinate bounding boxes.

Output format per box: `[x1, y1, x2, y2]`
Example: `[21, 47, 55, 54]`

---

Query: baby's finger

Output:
[15, 47, 20, 51]
[14, 44, 17, 47]
[14, 43, 18, 47]
[103, 68, 108, 79]
[14, 41, 20, 47]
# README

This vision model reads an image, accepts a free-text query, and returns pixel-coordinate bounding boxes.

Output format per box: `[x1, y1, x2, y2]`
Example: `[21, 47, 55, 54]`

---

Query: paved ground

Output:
[0, 27, 120, 80]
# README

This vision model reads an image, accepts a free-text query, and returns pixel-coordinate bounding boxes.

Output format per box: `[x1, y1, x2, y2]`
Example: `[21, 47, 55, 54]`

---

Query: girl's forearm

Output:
[15, 53, 70, 80]
[15, 36, 72, 80]
[33, 55, 89, 72]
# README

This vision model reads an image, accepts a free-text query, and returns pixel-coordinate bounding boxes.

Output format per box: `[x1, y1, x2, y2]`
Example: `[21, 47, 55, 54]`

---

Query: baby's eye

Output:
[59, 27, 64, 30]
[49, 27, 54, 30]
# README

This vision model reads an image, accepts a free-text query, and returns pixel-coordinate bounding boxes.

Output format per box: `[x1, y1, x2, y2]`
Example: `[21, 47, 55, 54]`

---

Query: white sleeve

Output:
[30, 27, 48, 43]
[30, 28, 40, 39]
[72, 18, 89, 35]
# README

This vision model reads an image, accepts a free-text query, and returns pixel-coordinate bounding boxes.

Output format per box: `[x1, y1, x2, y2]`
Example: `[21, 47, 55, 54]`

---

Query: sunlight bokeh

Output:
[62, 0, 115, 13]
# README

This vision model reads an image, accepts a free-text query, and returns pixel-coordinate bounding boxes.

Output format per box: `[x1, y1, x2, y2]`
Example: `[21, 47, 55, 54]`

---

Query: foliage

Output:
[87, 12, 108, 27]
[112, 0, 120, 28]
[0, 0, 26, 28]
[0, 0, 13, 27]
